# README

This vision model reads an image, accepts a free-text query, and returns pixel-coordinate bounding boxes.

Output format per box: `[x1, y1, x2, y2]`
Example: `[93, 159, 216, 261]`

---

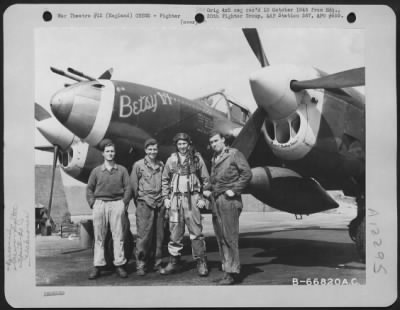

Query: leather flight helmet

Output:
[173, 132, 192, 145]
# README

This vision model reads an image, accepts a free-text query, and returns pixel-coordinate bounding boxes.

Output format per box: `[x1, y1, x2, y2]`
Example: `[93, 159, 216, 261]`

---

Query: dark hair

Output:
[144, 138, 158, 149]
[209, 130, 224, 140]
[99, 138, 115, 151]
[208, 130, 233, 146]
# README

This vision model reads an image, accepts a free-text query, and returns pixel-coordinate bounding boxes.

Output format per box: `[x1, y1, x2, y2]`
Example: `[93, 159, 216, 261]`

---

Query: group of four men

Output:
[86, 131, 252, 285]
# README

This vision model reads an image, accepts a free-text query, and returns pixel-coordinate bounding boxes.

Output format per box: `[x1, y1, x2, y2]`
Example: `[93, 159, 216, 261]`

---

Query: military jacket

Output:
[131, 157, 164, 207]
[210, 147, 252, 197]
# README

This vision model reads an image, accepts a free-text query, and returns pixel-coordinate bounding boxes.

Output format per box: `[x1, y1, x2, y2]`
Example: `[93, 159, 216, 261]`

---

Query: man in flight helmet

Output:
[160, 132, 210, 277]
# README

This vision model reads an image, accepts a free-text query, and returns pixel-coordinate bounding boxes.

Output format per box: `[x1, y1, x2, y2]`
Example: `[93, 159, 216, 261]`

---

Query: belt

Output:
[173, 192, 199, 211]
[173, 192, 199, 196]
[97, 197, 123, 202]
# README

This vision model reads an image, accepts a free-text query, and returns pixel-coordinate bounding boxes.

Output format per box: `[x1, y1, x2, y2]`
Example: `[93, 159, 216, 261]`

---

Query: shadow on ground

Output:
[36, 229, 365, 286]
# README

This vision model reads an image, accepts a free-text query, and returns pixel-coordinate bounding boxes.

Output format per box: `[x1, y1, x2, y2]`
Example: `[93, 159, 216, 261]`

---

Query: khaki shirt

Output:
[130, 157, 164, 207]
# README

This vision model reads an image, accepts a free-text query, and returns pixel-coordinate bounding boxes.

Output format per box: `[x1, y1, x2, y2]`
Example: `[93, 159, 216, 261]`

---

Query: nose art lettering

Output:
[119, 92, 173, 118]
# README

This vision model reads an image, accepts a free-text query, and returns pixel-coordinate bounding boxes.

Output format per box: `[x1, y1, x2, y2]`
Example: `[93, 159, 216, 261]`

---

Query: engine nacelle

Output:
[261, 99, 319, 161]
[59, 140, 104, 183]
[247, 166, 338, 215]
[251, 64, 325, 161]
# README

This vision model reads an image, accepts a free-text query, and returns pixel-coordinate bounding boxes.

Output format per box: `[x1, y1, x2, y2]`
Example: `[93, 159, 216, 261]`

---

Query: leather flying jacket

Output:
[210, 147, 252, 198]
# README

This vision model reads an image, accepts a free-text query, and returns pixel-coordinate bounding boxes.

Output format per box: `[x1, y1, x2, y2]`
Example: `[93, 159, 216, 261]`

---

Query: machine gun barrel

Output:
[50, 67, 82, 82]
[67, 67, 96, 81]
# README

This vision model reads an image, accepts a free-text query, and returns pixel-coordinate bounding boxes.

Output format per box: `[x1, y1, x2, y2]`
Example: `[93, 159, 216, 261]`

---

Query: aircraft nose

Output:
[50, 81, 115, 146]
[249, 65, 300, 120]
[50, 90, 74, 124]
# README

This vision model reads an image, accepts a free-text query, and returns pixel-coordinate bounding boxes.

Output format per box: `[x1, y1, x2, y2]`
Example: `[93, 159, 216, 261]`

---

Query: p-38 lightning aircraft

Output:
[36, 29, 365, 258]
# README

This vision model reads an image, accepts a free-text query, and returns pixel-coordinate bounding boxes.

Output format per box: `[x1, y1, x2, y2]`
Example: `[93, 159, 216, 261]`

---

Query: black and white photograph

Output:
[4, 4, 397, 308]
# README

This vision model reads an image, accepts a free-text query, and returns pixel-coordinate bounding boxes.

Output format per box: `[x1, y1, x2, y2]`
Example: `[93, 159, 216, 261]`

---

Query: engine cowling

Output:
[247, 166, 338, 215]
[250, 64, 326, 162]
[59, 140, 104, 183]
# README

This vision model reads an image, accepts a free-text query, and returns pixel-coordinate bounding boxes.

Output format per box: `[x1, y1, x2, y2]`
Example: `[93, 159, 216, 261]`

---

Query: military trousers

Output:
[93, 199, 127, 267]
[167, 193, 206, 259]
[211, 194, 242, 274]
[135, 200, 165, 269]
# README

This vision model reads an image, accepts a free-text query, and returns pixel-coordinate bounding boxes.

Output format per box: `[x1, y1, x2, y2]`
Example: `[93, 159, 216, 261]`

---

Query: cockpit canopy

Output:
[197, 90, 250, 125]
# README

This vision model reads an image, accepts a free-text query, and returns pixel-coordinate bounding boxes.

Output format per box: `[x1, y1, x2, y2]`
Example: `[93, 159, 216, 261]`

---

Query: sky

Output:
[35, 27, 364, 166]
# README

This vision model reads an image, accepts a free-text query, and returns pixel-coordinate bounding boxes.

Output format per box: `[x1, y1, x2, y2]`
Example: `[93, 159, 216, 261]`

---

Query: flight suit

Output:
[210, 147, 252, 274]
[161, 152, 210, 261]
[131, 157, 165, 272]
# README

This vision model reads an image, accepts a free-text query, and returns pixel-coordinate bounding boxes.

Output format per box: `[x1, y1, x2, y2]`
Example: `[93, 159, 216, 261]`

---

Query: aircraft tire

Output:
[348, 217, 358, 242]
[355, 216, 365, 263]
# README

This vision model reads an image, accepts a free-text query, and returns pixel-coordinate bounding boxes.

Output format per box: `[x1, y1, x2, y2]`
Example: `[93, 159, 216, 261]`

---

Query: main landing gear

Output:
[348, 194, 365, 263]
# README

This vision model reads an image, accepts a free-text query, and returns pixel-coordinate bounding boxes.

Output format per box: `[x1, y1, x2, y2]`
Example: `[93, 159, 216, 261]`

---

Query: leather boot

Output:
[197, 257, 209, 277]
[136, 260, 146, 276]
[136, 267, 146, 276]
[153, 259, 163, 272]
[159, 255, 181, 275]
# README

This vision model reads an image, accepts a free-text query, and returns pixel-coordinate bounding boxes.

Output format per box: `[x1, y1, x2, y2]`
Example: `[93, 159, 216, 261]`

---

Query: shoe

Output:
[217, 273, 235, 285]
[197, 257, 209, 277]
[136, 268, 146, 276]
[88, 267, 101, 280]
[160, 255, 181, 275]
[115, 266, 128, 278]
[153, 258, 162, 271]
[153, 262, 162, 272]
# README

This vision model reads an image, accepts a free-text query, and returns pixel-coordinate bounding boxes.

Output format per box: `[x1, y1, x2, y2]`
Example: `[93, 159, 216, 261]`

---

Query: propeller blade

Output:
[232, 108, 267, 159]
[290, 67, 365, 92]
[98, 68, 114, 79]
[46, 144, 59, 232]
[243, 28, 269, 67]
[35, 103, 52, 121]
[35, 145, 55, 152]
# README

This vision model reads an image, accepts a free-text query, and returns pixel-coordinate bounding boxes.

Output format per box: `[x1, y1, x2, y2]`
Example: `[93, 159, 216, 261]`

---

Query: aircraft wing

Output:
[232, 109, 338, 215]
[249, 165, 339, 215]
